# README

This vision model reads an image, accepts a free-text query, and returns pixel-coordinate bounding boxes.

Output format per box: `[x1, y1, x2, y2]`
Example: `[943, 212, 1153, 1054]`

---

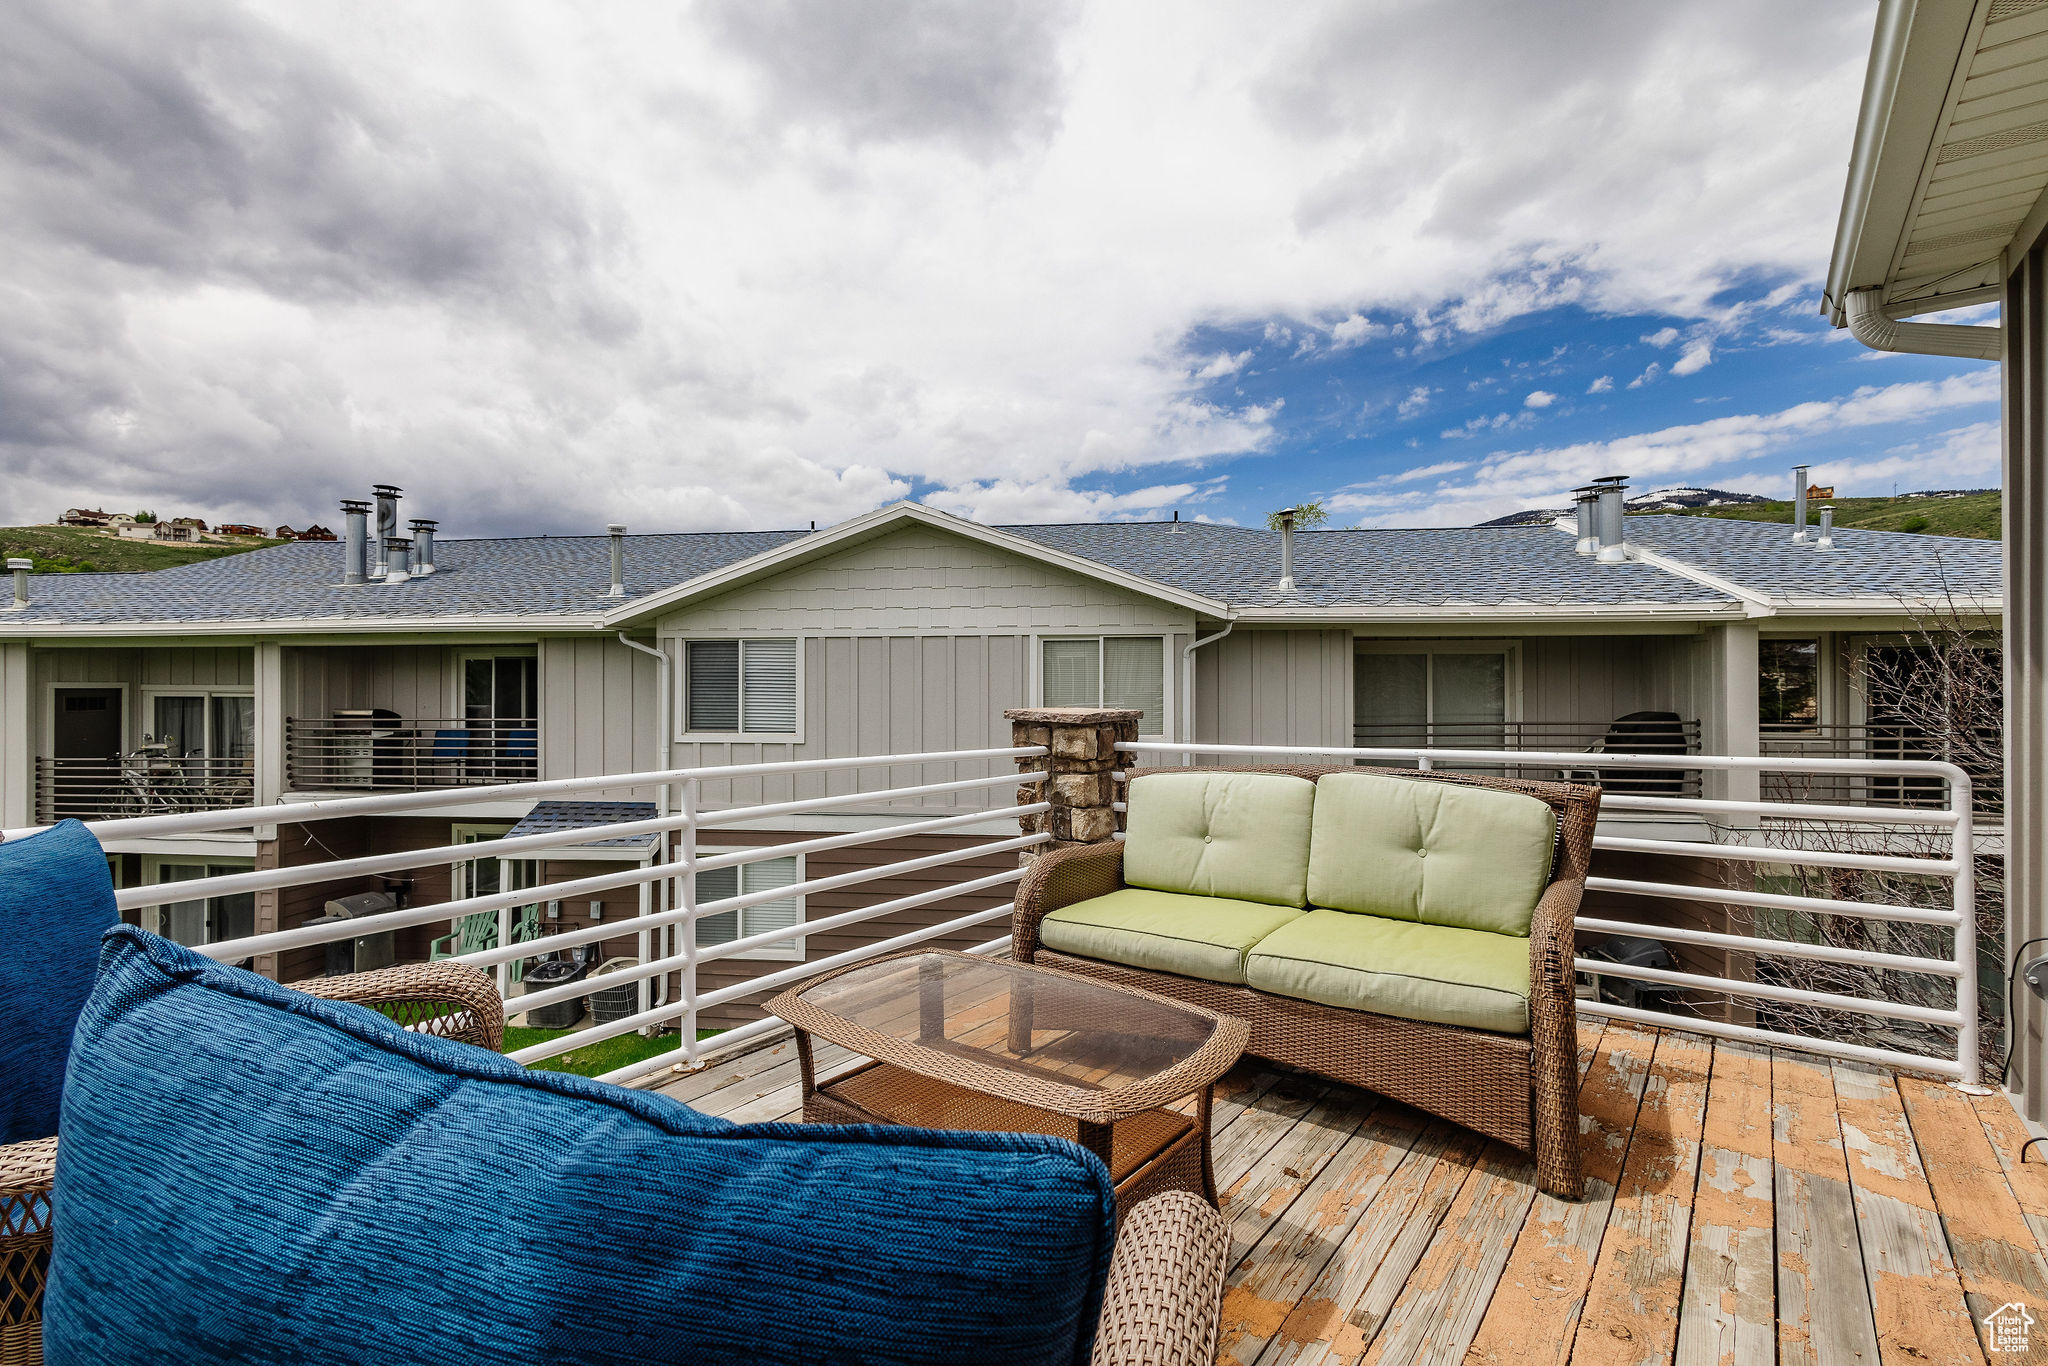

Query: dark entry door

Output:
[54, 688, 123, 758]
[52, 687, 124, 817]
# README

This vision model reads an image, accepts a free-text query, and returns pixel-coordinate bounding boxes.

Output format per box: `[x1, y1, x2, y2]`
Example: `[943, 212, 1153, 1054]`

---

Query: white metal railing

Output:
[9, 746, 1047, 1088]
[1121, 741, 1981, 1085]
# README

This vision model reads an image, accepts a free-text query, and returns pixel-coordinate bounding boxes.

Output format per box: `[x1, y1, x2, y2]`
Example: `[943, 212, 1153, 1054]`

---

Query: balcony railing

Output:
[1761, 722, 2002, 817]
[284, 716, 539, 791]
[1352, 718, 1702, 797]
[5, 735, 1979, 1090]
[35, 754, 254, 824]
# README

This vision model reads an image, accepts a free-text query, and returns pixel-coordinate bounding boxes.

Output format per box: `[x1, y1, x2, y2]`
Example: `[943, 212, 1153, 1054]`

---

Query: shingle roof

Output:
[1620, 515, 2003, 600]
[1005, 522, 1736, 607]
[0, 510, 2001, 627]
[503, 801, 661, 854]
[2, 531, 806, 625]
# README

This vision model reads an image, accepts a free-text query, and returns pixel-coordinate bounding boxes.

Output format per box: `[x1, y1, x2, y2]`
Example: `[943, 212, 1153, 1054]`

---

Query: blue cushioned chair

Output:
[44, 930, 1228, 1365]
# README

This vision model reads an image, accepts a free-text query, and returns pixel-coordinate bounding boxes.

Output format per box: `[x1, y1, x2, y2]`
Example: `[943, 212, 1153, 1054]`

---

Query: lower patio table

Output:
[766, 949, 1250, 1215]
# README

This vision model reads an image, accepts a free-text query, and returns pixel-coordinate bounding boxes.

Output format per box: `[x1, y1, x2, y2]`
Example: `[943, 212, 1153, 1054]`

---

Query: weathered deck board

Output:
[1569, 1030, 1712, 1365]
[1968, 1089, 2048, 1261]
[1829, 1061, 1981, 1365]
[1898, 1076, 2048, 1361]
[660, 1022, 2038, 1363]
[1773, 1049, 1883, 1365]
[1465, 1025, 1658, 1366]
[1673, 1041, 1775, 1366]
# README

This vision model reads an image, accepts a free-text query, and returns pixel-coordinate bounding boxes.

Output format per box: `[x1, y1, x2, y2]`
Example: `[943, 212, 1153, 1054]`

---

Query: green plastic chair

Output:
[431, 903, 542, 983]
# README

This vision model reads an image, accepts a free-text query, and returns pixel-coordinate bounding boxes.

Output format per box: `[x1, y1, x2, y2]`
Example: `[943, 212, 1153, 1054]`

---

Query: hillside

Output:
[0, 525, 286, 573]
[1661, 490, 2000, 540]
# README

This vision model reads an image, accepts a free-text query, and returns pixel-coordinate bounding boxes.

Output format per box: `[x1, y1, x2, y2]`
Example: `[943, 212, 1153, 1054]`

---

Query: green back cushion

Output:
[1122, 772, 1316, 908]
[1306, 772, 1556, 936]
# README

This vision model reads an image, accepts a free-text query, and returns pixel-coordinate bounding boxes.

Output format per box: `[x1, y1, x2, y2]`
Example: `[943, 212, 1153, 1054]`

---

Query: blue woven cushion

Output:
[47, 930, 1118, 1365]
[0, 819, 118, 1145]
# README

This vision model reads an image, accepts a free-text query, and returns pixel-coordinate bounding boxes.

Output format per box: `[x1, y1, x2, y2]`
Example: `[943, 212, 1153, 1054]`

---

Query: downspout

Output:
[617, 631, 672, 1006]
[1180, 618, 1236, 764]
[1845, 288, 2003, 361]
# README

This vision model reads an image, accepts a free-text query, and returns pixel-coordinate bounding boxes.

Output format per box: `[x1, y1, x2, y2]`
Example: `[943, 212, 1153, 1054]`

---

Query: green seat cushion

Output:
[1245, 910, 1532, 1034]
[1122, 771, 1316, 908]
[1041, 889, 1305, 985]
[1306, 772, 1556, 936]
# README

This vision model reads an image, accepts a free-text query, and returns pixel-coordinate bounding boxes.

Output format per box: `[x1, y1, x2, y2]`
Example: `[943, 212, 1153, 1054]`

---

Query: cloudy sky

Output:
[0, 0, 2002, 536]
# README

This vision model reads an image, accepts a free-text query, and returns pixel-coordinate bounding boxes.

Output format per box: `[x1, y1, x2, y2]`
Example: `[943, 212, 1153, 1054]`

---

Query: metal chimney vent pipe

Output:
[1572, 487, 1599, 555]
[7, 558, 30, 609]
[1792, 465, 1809, 542]
[1595, 477, 1628, 563]
[408, 519, 437, 575]
[1276, 508, 1297, 593]
[371, 484, 401, 578]
[1816, 505, 1835, 550]
[383, 537, 411, 585]
[607, 524, 626, 597]
[340, 500, 370, 586]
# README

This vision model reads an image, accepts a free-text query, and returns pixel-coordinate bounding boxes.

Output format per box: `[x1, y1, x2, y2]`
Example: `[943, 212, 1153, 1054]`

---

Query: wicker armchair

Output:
[0, 960, 505, 1366]
[1015, 764, 1600, 1201]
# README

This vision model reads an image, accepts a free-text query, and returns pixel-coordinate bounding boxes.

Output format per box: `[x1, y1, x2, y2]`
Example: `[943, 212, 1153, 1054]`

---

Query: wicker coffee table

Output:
[767, 950, 1249, 1214]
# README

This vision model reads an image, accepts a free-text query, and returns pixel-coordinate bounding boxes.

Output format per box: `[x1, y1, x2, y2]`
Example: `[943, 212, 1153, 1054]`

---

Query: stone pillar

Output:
[1004, 707, 1141, 858]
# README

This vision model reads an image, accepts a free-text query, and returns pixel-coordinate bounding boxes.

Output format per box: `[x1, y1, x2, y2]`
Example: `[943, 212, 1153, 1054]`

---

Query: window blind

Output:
[691, 857, 801, 957]
[1041, 639, 1100, 708]
[741, 639, 799, 735]
[686, 641, 741, 731]
[1103, 638, 1164, 735]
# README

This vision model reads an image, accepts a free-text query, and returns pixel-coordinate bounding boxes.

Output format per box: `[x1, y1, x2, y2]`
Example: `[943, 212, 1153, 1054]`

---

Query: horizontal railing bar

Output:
[457, 833, 1046, 969]
[1575, 999, 1966, 1079]
[1592, 833, 1958, 875]
[1574, 916, 1959, 977]
[692, 770, 1043, 828]
[691, 867, 1027, 968]
[506, 904, 1015, 1065]
[1570, 958, 1962, 1026]
[1120, 740, 1974, 781]
[590, 932, 1016, 1089]
[10, 745, 1048, 843]
[506, 865, 1030, 1015]
[1596, 793, 1960, 825]
[1585, 875, 1962, 926]
[107, 775, 1045, 910]
[690, 804, 1044, 877]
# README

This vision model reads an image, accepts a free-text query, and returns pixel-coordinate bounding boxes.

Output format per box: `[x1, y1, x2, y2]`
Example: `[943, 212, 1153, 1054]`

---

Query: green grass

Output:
[0, 524, 287, 573]
[502, 1025, 722, 1078]
[1651, 491, 2001, 540]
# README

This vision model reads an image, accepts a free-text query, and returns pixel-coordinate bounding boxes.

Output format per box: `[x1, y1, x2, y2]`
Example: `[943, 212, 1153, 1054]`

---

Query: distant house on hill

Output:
[57, 508, 111, 527]
[170, 517, 208, 533]
[280, 524, 336, 542]
[216, 524, 264, 537]
[151, 522, 196, 543]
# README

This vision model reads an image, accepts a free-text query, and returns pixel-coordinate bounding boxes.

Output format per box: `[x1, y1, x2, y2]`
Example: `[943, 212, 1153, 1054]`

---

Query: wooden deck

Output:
[648, 1020, 2048, 1364]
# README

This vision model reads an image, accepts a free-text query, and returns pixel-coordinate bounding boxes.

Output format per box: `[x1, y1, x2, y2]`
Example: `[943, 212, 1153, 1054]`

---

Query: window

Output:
[682, 639, 800, 737]
[1040, 637, 1166, 735]
[143, 690, 255, 759]
[144, 859, 255, 950]
[1354, 646, 1508, 748]
[463, 655, 538, 723]
[452, 825, 536, 904]
[1760, 639, 1819, 728]
[694, 853, 804, 960]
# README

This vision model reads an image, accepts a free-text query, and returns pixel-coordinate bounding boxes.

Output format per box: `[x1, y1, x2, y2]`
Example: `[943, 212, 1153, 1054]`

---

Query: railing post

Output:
[1951, 770, 1986, 1091]
[679, 777, 701, 1065]
[1003, 707, 1140, 859]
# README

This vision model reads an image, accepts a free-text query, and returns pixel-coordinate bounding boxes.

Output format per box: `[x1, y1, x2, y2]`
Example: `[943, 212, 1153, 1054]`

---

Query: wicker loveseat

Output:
[1015, 765, 1600, 1200]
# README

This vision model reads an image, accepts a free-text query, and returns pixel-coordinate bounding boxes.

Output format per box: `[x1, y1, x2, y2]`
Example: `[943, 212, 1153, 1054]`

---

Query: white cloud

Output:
[1641, 326, 1681, 347]
[1671, 339, 1713, 375]
[0, 0, 1881, 530]
[1327, 312, 1387, 349]
[1524, 389, 1557, 408]
[1441, 411, 1529, 439]
[923, 478, 1212, 523]
[1193, 349, 1252, 380]
[1627, 362, 1663, 389]
[1396, 385, 1435, 419]
[1587, 375, 1615, 393]
[1329, 370, 2000, 525]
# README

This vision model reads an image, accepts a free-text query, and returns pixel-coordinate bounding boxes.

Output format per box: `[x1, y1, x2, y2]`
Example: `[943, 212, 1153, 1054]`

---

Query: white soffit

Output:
[1829, 0, 2048, 320]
